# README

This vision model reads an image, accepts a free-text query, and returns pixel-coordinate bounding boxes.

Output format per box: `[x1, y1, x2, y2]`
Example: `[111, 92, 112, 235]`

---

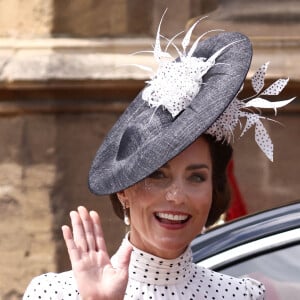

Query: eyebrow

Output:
[186, 164, 210, 171]
[161, 163, 210, 170]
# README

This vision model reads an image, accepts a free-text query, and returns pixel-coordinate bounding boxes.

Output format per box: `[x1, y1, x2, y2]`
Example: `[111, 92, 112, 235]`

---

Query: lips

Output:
[154, 212, 190, 224]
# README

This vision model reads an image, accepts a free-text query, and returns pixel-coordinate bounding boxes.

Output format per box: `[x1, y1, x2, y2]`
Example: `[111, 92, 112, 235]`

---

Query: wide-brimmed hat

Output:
[88, 29, 253, 195]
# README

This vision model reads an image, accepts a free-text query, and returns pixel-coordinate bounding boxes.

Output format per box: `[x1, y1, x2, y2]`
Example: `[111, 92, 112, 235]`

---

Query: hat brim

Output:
[88, 31, 252, 195]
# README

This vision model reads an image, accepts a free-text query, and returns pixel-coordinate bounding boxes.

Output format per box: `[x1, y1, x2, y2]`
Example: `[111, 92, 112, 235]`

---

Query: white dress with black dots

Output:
[23, 245, 265, 299]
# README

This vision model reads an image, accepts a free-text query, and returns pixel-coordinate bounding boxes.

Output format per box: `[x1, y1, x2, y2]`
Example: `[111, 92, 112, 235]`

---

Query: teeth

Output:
[156, 212, 188, 221]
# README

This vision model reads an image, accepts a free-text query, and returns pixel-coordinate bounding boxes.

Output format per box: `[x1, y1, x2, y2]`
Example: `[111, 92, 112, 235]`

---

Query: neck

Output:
[126, 232, 189, 259]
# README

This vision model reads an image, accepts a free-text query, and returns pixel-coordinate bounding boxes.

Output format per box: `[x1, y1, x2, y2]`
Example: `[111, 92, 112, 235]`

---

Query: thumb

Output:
[111, 238, 133, 270]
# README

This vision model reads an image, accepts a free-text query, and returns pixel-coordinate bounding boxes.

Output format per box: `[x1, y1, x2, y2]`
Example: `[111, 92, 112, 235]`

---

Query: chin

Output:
[153, 236, 191, 257]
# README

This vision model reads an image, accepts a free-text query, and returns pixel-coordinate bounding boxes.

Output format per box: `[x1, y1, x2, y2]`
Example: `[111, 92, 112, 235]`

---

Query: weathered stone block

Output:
[52, 0, 128, 37]
[0, 0, 53, 37]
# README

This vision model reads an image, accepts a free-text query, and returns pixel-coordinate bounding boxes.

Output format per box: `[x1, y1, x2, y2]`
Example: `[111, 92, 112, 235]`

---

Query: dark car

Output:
[191, 201, 300, 300]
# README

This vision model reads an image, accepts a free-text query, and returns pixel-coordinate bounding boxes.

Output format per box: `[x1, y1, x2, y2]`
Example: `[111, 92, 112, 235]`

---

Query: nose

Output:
[165, 183, 187, 203]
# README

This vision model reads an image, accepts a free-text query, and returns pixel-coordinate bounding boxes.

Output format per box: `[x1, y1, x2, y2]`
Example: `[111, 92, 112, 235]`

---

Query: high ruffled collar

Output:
[127, 238, 194, 286]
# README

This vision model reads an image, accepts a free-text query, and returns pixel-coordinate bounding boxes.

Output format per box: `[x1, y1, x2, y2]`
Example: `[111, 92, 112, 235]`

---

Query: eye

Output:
[189, 173, 206, 183]
[148, 169, 166, 179]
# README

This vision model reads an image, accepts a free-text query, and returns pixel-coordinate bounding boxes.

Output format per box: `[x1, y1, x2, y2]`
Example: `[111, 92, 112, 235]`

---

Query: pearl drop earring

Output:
[122, 202, 130, 226]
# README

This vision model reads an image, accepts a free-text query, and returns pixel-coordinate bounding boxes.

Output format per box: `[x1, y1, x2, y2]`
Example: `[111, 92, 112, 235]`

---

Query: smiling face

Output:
[117, 137, 213, 259]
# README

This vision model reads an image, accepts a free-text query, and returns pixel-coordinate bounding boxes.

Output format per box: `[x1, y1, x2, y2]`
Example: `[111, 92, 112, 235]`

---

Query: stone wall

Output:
[0, 0, 53, 37]
[0, 0, 216, 38]
[0, 116, 57, 299]
[0, 0, 299, 299]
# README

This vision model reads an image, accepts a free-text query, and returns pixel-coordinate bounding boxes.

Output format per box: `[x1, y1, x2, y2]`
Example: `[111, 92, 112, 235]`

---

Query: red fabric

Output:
[226, 159, 247, 221]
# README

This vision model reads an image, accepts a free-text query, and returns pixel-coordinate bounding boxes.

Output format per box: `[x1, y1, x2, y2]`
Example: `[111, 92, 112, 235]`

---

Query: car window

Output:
[218, 243, 300, 300]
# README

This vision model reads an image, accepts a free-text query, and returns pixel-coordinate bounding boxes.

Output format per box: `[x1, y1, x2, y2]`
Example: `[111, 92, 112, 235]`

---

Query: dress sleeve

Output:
[23, 271, 81, 299]
[243, 277, 266, 300]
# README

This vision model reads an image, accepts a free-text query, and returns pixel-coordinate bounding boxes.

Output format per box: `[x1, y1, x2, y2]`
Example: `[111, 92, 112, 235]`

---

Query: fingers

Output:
[65, 206, 108, 255]
[70, 209, 89, 252]
[62, 225, 81, 264]
[90, 210, 108, 253]
[78, 206, 96, 252]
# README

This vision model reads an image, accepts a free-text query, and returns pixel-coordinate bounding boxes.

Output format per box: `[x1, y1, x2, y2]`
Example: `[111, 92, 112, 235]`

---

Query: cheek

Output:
[190, 184, 213, 211]
[127, 193, 154, 230]
[126, 181, 153, 209]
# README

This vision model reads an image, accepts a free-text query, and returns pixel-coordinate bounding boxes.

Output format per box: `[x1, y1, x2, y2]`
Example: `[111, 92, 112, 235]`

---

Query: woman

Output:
[23, 15, 294, 300]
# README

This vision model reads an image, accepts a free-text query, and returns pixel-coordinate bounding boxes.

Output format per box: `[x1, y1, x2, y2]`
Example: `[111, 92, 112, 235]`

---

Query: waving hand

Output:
[62, 206, 132, 300]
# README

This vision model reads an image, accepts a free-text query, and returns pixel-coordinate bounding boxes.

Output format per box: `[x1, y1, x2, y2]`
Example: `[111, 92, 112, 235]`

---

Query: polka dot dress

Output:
[23, 246, 265, 300]
[23, 271, 80, 299]
[124, 245, 265, 299]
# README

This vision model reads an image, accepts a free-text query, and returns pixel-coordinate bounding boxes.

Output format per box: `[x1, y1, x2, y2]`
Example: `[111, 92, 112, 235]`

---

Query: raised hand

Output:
[62, 206, 132, 300]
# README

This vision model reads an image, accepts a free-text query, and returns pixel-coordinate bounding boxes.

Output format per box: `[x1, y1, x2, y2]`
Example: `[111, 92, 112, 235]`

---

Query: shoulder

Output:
[193, 264, 265, 299]
[23, 271, 80, 299]
[241, 276, 266, 299]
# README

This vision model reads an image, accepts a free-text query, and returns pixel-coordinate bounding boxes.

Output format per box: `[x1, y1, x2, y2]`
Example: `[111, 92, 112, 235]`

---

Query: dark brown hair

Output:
[110, 134, 233, 227]
[203, 134, 232, 226]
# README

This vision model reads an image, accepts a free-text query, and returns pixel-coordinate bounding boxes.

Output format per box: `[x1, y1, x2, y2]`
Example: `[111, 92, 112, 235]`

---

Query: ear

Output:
[116, 190, 128, 207]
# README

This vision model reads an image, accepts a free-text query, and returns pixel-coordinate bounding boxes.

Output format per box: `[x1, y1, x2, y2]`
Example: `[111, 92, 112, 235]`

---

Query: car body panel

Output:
[191, 202, 300, 300]
[191, 201, 300, 264]
[196, 228, 300, 269]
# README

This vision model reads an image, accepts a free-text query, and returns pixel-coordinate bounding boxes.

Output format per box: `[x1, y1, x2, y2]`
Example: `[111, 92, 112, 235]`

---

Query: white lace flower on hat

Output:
[132, 11, 235, 118]
[206, 62, 295, 161]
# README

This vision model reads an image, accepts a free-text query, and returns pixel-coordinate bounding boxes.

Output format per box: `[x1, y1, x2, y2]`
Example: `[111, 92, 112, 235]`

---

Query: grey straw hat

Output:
[88, 31, 252, 195]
